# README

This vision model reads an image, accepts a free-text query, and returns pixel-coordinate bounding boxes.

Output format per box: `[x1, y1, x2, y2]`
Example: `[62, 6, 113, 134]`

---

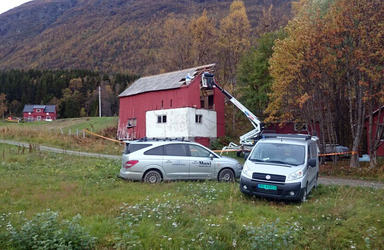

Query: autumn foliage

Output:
[267, 0, 384, 167]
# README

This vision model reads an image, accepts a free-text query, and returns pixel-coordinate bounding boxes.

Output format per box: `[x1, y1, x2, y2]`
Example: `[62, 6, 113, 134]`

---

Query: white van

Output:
[240, 134, 319, 202]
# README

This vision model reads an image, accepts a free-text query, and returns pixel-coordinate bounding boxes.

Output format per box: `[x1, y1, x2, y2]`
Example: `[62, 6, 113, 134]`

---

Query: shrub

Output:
[6, 210, 96, 250]
[210, 136, 235, 150]
[243, 219, 301, 249]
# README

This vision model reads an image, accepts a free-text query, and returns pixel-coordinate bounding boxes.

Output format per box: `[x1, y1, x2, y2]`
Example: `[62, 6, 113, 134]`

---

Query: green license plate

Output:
[257, 184, 277, 190]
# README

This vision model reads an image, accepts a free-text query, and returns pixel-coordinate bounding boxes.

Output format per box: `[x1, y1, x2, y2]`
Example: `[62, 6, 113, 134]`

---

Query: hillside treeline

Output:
[0, 0, 292, 74]
[0, 70, 137, 118]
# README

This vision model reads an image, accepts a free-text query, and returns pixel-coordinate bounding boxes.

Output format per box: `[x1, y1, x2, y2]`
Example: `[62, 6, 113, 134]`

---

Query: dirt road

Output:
[318, 176, 383, 189]
[0, 139, 120, 160]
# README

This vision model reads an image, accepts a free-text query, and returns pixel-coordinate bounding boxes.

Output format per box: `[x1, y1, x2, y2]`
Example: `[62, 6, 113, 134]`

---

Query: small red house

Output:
[365, 105, 384, 157]
[117, 64, 225, 146]
[23, 105, 57, 122]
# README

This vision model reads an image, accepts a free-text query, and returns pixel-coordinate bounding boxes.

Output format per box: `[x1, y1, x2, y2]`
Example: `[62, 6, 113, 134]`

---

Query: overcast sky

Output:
[0, 0, 34, 15]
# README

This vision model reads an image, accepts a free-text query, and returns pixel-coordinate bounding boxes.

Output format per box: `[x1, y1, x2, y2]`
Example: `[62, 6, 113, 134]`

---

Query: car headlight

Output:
[287, 168, 306, 181]
[241, 163, 252, 178]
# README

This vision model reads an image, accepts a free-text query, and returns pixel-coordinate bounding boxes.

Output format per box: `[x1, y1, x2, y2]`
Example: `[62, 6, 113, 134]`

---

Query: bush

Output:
[6, 210, 96, 250]
[210, 136, 235, 150]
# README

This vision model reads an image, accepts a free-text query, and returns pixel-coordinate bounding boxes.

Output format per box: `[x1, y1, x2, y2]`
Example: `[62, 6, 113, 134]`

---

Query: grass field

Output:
[1, 143, 383, 249]
[0, 117, 123, 155]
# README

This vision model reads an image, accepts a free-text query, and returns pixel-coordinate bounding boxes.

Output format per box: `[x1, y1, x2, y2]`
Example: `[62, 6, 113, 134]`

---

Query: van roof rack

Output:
[262, 133, 312, 141]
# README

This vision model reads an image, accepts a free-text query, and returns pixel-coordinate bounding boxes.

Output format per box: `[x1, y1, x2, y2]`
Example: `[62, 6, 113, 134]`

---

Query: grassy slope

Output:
[0, 143, 383, 249]
[0, 117, 118, 132]
[0, 117, 123, 155]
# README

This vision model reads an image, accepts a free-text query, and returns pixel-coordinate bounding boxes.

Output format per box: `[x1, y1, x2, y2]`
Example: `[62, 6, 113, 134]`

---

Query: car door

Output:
[187, 144, 215, 179]
[162, 144, 190, 179]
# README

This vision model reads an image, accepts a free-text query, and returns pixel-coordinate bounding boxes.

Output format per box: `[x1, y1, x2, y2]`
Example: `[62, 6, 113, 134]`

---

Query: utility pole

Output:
[98, 86, 102, 117]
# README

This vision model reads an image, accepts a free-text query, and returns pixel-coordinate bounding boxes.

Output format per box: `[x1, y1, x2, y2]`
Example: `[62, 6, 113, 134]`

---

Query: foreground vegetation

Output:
[0, 117, 123, 155]
[0, 143, 383, 249]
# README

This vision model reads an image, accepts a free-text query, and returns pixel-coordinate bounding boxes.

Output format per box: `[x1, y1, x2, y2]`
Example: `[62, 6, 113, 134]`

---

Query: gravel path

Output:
[1, 139, 383, 188]
[0, 139, 120, 160]
[319, 176, 383, 189]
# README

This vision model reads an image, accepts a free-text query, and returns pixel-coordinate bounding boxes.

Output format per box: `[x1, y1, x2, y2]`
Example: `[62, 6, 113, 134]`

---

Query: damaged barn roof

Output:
[119, 64, 215, 97]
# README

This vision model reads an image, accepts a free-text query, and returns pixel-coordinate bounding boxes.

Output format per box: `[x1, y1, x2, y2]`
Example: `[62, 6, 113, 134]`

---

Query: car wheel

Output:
[218, 169, 234, 182]
[143, 170, 162, 184]
[299, 182, 308, 202]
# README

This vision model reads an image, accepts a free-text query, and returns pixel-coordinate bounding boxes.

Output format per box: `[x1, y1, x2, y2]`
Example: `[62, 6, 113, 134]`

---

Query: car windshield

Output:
[249, 142, 305, 166]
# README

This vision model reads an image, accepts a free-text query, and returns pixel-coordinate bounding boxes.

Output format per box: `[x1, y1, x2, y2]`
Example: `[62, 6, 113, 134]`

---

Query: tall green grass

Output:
[0, 143, 383, 249]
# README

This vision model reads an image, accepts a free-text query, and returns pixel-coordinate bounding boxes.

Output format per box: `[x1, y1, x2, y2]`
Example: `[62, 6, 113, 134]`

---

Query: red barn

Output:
[365, 105, 384, 157]
[23, 105, 57, 122]
[117, 64, 225, 146]
[264, 122, 320, 136]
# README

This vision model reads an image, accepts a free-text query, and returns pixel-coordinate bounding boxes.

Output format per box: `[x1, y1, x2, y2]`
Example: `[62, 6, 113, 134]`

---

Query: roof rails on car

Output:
[262, 133, 312, 141]
[136, 137, 189, 142]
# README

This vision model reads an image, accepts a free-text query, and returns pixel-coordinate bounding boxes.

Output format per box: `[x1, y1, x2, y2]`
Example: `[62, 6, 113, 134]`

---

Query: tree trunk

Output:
[349, 75, 365, 168]
[367, 87, 375, 168]
[370, 107, 384, 168]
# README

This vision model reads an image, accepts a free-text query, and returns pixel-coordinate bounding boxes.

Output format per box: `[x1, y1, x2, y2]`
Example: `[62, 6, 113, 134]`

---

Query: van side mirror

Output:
[308, 158, 317, 167]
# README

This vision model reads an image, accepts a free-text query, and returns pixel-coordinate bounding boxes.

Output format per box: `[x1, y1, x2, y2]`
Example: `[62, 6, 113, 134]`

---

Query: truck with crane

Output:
[201, 72, 264, 155]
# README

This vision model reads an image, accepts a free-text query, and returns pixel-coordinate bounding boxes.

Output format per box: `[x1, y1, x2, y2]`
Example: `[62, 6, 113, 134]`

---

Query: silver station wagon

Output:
[119, 139, 242, 183]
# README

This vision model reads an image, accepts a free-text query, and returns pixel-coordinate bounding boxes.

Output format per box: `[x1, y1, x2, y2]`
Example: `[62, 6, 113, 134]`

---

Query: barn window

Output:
[127, 118, 137, 128]
[157, 115, 167, 123]
[208, 95, 214, 109]
[170, 99, 173, 107]
[195, 114, 202, 124]
[36, 109, 41, 113]
[200, 89, 214, 109]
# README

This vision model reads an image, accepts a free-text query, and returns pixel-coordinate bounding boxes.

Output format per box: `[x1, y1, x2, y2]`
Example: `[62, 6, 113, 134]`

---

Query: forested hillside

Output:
[0, 0, 292, 75]
[0, 70, 137, 118]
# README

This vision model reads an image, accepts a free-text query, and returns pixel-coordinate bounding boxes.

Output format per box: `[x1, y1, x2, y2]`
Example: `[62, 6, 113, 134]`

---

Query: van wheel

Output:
[300, 182, 308, 202]
[143, 170, 162, 183]
[314, 173, 319, 189]
[218, 169, 234, 182]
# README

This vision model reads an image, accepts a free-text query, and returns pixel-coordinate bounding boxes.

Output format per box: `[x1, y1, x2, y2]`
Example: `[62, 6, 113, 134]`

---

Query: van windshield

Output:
[249, 143, 305, 166]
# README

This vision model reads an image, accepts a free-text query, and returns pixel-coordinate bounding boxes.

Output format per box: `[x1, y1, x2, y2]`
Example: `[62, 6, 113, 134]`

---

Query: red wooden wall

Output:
[118, 74, 225, 141]
[365, 109, 384, 157]
[23, 108, 57, 121]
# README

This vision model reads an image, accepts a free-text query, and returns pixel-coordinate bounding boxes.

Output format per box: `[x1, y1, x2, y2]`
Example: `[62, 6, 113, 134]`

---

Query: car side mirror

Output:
[209, 153, 214, 160]
[308, 158, 317, 167]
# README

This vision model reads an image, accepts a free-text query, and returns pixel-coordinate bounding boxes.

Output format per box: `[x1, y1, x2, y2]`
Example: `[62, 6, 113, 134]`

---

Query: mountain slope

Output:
[0, 0, 292, 74]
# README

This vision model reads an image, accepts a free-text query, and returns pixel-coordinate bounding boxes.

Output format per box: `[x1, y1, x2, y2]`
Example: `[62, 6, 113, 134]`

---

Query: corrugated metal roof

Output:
[45, 105, 56, 113]
[23, 105, 56, 113]
[34, 105, 46, 109]
[23, 105, 34, 112]
[119, 64, 215, 97]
